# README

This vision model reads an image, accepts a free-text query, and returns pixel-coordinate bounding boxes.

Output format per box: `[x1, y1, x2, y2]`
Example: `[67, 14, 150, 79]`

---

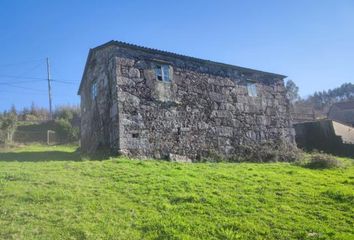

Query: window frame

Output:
[91, 80, 98, 100]
[246, 81, 257, 97]
[155, 64, 171, 82]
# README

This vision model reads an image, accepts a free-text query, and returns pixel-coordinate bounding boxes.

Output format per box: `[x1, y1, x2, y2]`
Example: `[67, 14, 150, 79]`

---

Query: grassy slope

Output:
[0, 145, 353, 240]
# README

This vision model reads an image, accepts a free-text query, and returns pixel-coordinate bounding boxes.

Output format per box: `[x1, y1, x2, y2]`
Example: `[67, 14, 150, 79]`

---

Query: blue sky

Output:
[0, 0, 353, 111]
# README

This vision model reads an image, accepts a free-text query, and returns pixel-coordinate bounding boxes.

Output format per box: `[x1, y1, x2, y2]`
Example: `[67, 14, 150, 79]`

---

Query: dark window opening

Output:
[139, 69, 144, 78]
[132, 133, 139, 138]
[177, 127, 181, 136]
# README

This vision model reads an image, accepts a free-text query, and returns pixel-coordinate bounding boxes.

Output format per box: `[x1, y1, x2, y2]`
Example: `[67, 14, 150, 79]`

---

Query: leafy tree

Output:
[30, 102, 38, 116]
[285, 80, 300, 103]
[306, 83, 354, 111]
[0, 113, 17, 143]
[53, 105, 80, 142]
[10, 104, 17, 116]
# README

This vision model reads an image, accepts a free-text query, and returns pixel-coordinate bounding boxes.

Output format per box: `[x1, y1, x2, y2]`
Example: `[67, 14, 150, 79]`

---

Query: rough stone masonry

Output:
[78, 41, 295, 160]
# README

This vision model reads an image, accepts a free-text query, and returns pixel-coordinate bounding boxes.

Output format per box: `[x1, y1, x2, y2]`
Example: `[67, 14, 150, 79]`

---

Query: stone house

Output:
[328, 101, 354, 127]
[78, 40, 295, 160]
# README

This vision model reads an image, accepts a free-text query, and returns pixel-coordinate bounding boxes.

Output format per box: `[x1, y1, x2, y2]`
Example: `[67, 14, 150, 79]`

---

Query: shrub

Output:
[0, 114, 17, 144]
[54, 119, 79, 142]
[230, 142, 302, 163]
[53, 105, 80, 127]
[198, 150, 224, 162]
[23, 114, 40, 122]
[306, 153, 342, 169]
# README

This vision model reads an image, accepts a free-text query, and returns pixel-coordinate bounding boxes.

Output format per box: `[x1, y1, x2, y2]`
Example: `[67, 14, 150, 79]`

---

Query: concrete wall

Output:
[294, 120, 354, 157]
[328, 106, 354, 126]
[332, 121, 354, 144]
[80, 43, 295, 159]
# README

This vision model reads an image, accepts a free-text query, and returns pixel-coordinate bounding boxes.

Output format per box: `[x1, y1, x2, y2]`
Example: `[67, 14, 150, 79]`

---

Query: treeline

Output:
[0, 102, 80, 122]
[301, 83, 354, 112]
[0, 103, 80, 144]
[287, 82, 354, 120]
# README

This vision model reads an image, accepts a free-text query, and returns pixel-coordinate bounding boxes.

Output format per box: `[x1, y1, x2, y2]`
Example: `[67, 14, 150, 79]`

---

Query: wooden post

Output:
[46, 58, 53, 120]
[47, 130, 55, 145]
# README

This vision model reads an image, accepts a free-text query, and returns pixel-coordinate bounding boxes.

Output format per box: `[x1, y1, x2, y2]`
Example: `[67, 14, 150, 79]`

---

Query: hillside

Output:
[0, 145, 353, 239]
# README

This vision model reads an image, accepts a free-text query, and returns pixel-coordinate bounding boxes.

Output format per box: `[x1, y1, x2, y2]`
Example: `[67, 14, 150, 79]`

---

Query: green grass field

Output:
[0, 145, 353, 240]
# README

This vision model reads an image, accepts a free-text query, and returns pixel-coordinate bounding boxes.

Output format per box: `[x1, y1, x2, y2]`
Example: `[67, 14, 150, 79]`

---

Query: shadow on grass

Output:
[0, 151, 81, 162]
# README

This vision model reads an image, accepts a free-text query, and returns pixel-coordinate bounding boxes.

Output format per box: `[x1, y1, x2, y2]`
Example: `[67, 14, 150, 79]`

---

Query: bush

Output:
[229, 142, 302, 163]
[53, 105, 80, 127]
[54, 119, 79, 142]
[198, 150, 224, 162]
[0, 114, 17, 144]
[305, 153, 342, 169]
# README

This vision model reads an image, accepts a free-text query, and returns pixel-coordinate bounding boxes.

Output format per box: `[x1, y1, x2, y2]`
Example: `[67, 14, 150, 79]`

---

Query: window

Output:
[247, 82, 257, 97]
[91, 81, 98, 100]
[155, 64, 171, 82]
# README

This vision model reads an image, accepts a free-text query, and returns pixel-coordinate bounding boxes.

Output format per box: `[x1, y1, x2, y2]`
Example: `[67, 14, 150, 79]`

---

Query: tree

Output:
[0, 114, 17, 143]
[53, 105, 80, 124]
[10, 104, 17, 116]
[30, 101, 38, 116]
[305, 83, 354, 111]
[285, 80, 300, 103]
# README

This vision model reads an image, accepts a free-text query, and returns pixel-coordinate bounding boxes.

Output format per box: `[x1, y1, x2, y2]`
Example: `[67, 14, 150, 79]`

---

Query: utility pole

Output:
[46, 57, 53, 120]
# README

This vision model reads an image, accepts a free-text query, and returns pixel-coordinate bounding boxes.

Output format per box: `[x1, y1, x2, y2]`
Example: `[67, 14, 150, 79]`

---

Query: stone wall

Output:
[80, 46, 119, 154]
[79, 42, 295, 159]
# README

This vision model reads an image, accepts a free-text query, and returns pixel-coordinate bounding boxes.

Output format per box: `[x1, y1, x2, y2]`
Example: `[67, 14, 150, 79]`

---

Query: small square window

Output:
[247, 82, 257, 97]
[155, 64, 171, 82]
[91, 81, 98, 100]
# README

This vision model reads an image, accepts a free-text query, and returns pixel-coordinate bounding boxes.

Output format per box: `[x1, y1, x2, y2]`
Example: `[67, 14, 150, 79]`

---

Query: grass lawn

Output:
[0, 145, 353, 240]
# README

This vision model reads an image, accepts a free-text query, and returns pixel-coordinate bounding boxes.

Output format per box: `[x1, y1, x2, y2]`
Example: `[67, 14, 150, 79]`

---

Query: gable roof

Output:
[78, 40, 287, 94]
[331, 101, 354, 110]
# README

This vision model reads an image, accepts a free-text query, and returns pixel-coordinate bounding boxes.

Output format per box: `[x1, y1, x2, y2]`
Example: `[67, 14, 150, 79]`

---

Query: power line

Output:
[0, 83, 46, 92]
[0, 58, 46, 68]
[0, 91, 48, 96]
[0, 59, 79, 111]
[0, 74, 45, 80]
[0, 75, 78, 84]
[51, 79, 77, 84]
[0, 79, 45, 85]
[0, 59, 79, 83]
[17, 62, 44, 77]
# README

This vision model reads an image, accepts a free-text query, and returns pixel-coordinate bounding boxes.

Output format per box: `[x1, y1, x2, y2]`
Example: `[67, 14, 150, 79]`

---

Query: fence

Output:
[13, 129, 57, 145]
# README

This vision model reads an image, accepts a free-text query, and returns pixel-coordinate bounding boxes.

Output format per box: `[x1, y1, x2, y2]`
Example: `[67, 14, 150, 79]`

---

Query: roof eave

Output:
[95, 40, 287, 79]
[77, 40, 287, 95]
[77, 48, 93, 95]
